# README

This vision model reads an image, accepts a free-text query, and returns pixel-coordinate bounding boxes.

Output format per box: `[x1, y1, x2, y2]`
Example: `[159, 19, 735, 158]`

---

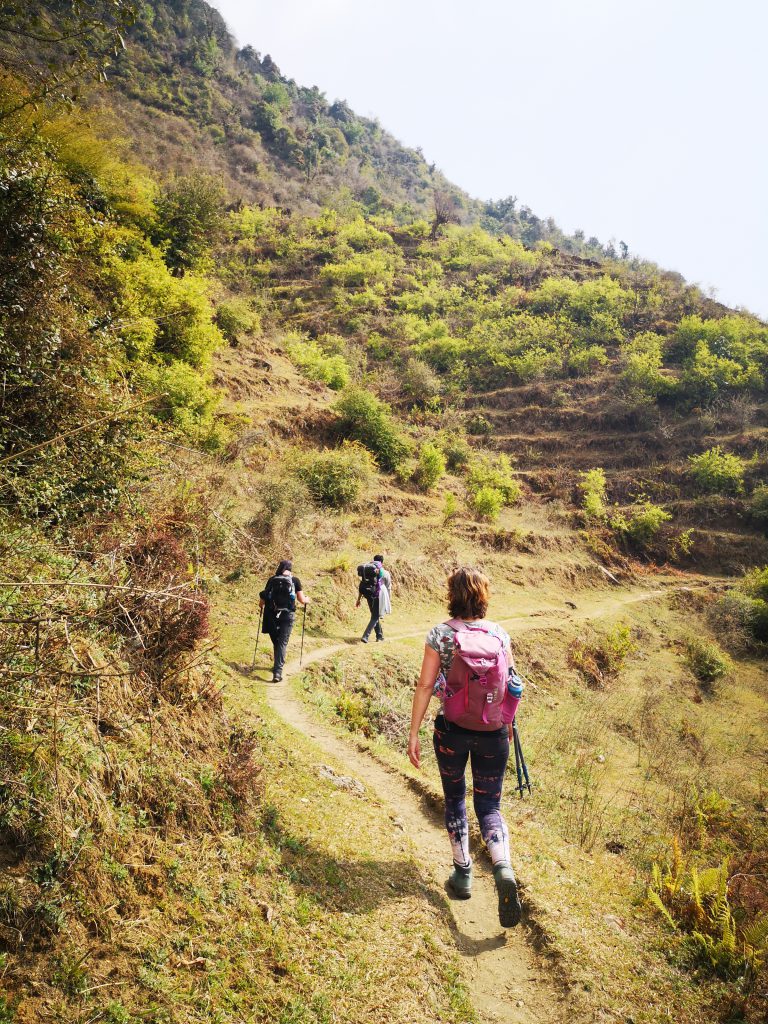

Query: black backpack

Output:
[357, 562, 380, 599]
[265, 574, 296, 614]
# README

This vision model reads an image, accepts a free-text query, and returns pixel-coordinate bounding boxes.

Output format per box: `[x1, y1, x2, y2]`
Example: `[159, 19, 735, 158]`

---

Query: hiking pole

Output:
[251, 607, 263, 670]
[299, 604, 307, 668]
[513, 720, 532, 797]
[514, 716, 528, 794]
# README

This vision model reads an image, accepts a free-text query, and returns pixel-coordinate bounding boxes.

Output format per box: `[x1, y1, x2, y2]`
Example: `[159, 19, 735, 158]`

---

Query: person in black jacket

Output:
[259, 559, 310, 682]
[356, 554, 392, 643]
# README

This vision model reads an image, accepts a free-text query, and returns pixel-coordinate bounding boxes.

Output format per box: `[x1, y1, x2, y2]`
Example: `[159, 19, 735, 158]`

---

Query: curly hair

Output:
[447, 566, 490, 620]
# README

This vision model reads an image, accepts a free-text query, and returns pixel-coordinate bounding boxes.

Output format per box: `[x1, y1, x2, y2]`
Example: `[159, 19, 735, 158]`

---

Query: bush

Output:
[401, 358, 442, 406]
[470, 485, 504, 522]
[414, 442, 446, 492]
[749, 485, 768, 527]
[712, 590, 768, 648]
[154, 173, 225, 274]
[684, 636, 731, 689]
[443, 492, 458, 523]
[611, 500, 672, 543]
[137, 360, 229, 451]
[568, 623, 635, 688]
[466, 412, 492, 435]
[442, 435, 472, 472]
[688, 446, 745, 494]
[286, 334, 351, 390]
[467, 453, 521, 504]
[741, 565, 768, 602]
[215, 298, 260, 343]
[251, 476, 312, 540]
[620, 332, 672, 397]
[580, 468, 607, 519]
[289, 442, 374, 509]
[334, 387, 411, 471]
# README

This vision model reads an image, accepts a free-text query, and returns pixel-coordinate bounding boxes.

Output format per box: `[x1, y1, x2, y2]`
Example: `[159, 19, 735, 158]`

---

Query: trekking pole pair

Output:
[512, 719, 532, 798]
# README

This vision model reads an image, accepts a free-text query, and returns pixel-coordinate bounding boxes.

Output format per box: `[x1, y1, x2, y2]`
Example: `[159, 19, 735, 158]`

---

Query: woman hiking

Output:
[408, 566, 523, 927]
[259, 559, 310, 683]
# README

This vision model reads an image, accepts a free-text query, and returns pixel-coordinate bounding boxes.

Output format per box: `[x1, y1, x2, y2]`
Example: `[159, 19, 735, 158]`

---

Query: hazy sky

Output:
[213, 0, 767, 319]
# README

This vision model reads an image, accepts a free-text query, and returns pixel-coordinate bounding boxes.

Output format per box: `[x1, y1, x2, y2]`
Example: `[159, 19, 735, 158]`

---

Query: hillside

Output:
[98, 0, 616, 255]
[1, 2, 767, 1023]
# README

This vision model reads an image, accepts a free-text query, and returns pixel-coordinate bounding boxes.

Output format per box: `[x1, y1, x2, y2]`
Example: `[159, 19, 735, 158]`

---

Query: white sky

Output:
[213, 0, 767, 319]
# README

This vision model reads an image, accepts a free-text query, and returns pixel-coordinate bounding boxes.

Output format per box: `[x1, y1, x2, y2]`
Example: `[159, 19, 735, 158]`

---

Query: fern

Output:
[647, 889, 677, 930]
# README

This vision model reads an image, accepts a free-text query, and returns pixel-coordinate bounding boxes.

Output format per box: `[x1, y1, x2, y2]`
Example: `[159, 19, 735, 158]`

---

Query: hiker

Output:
[407, 566, 523, 928]
[356, 554, 391, 643]
[259, 559, 310, 683]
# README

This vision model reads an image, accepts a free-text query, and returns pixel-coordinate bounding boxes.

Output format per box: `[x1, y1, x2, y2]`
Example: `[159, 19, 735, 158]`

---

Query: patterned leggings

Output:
[433, 716, 510, 869]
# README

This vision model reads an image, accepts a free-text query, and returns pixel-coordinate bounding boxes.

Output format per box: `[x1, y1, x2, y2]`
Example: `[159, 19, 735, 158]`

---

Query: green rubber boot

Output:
[493, 862, 522, 927]
[447, 862, 472, 899]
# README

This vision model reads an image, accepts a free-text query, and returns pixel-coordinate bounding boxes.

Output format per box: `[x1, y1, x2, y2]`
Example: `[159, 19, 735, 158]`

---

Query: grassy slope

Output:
[207, 333, 768, 1024]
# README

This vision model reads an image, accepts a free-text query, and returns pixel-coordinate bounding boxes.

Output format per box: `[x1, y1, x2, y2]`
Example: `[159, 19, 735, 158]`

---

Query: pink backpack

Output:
[442, 619, 519, 731]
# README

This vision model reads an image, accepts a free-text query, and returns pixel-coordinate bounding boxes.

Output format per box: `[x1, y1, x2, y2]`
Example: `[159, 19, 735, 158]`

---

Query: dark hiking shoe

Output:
[493, 863, 522, 927]
[360, 636, 369, 644]
[272, 674, 283, 683]
[447, 862, 472, 899]
[376, 635, 385, 642]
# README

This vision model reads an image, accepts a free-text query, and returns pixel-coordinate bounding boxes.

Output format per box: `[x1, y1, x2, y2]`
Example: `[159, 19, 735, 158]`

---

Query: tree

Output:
[154, 174, 226, 275]
[430, 189, 461, 240]
[0, 0, 136, 118]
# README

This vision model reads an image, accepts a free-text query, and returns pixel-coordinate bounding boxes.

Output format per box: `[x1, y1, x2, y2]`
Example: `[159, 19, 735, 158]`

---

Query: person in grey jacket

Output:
[356, 554, 391, 643]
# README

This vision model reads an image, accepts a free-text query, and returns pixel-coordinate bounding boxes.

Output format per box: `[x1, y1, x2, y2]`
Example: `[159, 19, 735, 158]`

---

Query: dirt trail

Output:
[268, 653, 568, 1024]
[262, 584, 679, 1023]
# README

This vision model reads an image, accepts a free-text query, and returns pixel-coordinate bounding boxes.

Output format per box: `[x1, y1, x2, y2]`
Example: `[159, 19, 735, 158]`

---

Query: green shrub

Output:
[611, 500, 672, 543]
[215, 298, 260, 343]
[565, 344, 608, 377]
[136, 360, 229, 451]
[414, 442, 446, 492]
[648, 846, 768, 983]
[286, 334, 351, 390]
[749, 485, 768, 526]
[620, 332, 673, 397]
[251, 475, 312, 540]
[443, 492, 458, 523]
[568, 623, 635, 687]
[712, 590, 768, 648]
[289, 442, 374, 509]
[334, 387, 411, 471]
[442, 435, 472, 472]
[401, 358, 442, 406]
[470, 485, 504, 522]
[580, 468, 607, 519]
[466, 453, 521, 504]
[684, 636, 731, 688]
[688, 446, 745, 494]
[466, 412, 492, 435]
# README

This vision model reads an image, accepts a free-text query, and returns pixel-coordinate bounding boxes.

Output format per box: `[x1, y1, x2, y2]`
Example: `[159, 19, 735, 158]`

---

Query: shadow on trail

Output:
[261, 803, 448, 918]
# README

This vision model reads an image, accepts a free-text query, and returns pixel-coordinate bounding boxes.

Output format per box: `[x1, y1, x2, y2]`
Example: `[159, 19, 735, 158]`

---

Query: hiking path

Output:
[245, 582, 681, 1024]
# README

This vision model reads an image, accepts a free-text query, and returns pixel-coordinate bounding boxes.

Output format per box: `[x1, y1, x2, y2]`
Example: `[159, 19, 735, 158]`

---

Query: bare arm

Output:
[408, 645, 441, 769]
[296, 590, 310, 606]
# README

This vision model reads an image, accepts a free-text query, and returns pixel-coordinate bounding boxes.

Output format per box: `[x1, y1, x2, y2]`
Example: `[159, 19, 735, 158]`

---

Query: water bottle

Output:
[507, 670, 525, 700]
[503, 669, 524, 722]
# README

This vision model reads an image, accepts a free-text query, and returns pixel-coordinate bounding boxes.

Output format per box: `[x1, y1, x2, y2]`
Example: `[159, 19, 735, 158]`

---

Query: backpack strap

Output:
[445, 618, 491, 633]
